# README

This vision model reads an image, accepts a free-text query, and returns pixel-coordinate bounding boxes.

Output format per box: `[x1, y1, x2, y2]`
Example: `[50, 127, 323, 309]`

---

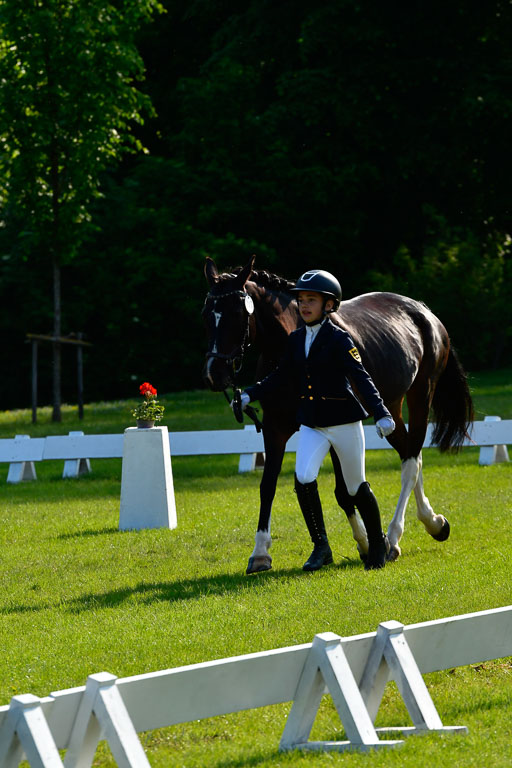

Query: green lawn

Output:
[0, 368, 511, 766]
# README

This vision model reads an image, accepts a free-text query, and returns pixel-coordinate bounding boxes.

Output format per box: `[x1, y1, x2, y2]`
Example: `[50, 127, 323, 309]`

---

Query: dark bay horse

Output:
[202, 256, 474, 572]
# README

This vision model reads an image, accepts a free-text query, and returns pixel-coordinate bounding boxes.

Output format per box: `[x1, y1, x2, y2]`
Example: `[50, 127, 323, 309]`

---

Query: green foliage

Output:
[368, 213, 512, 367]
[0, 0, 163, 262]
[0, 0, 164, 416]
[0, 0, 511, 408]
[132, 382, 165, 422]
[141, 0, 512, 278]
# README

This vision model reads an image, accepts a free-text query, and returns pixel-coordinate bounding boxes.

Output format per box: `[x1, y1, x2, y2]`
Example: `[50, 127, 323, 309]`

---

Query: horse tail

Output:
[431, 346, 474, 452]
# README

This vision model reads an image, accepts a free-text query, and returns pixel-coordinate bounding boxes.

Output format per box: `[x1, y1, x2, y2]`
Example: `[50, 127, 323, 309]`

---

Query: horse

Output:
[202, 256, 474, 573]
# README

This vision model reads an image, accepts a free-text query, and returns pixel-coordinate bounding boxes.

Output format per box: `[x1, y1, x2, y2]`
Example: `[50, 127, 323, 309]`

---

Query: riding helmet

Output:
[291, 270, 342, 309]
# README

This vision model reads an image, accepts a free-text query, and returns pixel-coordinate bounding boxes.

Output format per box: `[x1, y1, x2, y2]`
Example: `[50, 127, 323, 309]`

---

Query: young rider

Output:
[236, 269, 395, 571]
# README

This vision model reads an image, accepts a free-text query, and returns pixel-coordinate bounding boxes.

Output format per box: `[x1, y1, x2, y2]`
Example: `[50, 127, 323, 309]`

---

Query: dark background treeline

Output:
[1, 0, 510, 410]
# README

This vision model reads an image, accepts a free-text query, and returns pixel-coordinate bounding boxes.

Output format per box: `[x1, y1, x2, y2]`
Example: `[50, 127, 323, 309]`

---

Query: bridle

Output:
[204, 286, 263, 432]
[204, 288, 254, 375]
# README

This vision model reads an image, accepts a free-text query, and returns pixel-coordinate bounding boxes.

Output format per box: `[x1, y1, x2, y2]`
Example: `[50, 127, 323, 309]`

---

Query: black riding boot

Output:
[353, 481, 389, 570]
[295, 475, 333, 571]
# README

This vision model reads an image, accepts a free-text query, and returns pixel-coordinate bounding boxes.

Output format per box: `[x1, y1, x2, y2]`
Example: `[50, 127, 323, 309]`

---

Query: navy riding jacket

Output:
[245, 318, 391, 428]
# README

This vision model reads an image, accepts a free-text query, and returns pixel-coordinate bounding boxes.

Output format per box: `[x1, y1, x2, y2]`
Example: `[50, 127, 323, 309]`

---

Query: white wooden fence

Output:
[0, 605, 511, 766]
[0, 416, 509, 483]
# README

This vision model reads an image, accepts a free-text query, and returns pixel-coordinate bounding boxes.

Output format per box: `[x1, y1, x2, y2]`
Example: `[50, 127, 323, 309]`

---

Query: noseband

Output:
[204, 288, 254, 375]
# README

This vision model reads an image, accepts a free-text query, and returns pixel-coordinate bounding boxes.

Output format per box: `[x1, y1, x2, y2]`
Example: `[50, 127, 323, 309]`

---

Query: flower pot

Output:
[136, 419, 155, 429]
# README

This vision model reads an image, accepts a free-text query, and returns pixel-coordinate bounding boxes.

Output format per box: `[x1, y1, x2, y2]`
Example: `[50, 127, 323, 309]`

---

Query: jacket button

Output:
[308, 384, 312, 389]
[309, 396, 313, 400]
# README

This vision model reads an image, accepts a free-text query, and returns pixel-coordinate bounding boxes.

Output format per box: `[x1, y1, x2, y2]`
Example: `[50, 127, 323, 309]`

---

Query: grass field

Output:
[0, 368, 511, 766]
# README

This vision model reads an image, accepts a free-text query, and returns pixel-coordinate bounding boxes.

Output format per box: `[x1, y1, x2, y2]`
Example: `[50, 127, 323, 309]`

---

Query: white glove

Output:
[376, 416, 395, 438]
[231, 392, 250, 411]
[240, 392, 250, 410]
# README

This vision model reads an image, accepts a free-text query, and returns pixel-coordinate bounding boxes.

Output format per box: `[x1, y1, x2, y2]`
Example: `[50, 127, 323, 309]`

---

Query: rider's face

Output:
[297, 291, 333, 323]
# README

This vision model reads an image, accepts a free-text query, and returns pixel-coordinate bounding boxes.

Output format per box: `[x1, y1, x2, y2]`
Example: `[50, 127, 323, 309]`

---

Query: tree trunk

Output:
[52, 258, 62, 422]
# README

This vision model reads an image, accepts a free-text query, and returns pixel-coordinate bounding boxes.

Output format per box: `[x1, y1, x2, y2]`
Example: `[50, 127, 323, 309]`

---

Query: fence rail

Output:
[0, 416, 509, 482]
[1, 606, 511, 765]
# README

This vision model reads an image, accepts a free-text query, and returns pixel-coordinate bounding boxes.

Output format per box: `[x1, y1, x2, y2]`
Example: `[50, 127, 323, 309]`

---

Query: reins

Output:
[222, 387, 263, 433]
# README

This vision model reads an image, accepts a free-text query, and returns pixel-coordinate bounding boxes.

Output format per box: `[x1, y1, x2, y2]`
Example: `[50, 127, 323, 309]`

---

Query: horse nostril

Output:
[203, 357, 232, 392]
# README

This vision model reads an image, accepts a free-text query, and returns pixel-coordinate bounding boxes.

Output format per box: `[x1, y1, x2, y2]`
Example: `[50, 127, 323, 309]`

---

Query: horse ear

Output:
[237, 255, 256, 287]
[204, 257, 219, 286]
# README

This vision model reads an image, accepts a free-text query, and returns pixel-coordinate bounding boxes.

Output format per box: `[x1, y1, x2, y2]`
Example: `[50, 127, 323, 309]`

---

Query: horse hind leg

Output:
[384, 452, 448, 561]
[413, 456, 450, 541]
[386, 454, 420, 561]
[406, 378, 451, 542]
[331, 447, 368, 560]
[380, 402, 413, 562]
[388, 453, 450, 555]
[386, 381, 450, 561]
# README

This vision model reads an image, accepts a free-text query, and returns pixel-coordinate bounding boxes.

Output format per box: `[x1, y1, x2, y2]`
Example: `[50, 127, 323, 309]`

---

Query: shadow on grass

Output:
[57, 526, 119, 539]
[1, 559, 363, 616]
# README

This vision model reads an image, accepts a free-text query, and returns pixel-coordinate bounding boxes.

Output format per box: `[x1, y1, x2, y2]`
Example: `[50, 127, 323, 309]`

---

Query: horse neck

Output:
[248, 282, 299, 361]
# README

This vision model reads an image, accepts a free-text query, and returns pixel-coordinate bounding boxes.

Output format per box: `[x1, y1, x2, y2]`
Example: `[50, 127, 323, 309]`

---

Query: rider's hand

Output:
[231, 392, 250, 411]
[376, 416, 395, 438]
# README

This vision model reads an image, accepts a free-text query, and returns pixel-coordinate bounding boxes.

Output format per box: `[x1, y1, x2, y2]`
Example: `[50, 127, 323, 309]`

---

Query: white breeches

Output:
[295, 422, 366, 496]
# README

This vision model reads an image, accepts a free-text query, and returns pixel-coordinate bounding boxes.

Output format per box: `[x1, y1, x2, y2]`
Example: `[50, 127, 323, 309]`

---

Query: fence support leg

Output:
[63, 672, 150, 768]
[7, 435, 37, 484]
[0, 694, 63, 768]
[479, 416, 510, 466]
[359, 620, 467, 737]
[62, 432, 92, 478]
[280, 632, 403, 752]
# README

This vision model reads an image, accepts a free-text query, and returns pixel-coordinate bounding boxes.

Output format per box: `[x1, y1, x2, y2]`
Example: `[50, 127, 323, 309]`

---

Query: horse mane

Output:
[220, 266, 295, 294]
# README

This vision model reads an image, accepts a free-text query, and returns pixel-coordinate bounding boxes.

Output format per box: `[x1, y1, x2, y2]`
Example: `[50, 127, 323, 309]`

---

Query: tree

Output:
[138, 0, 512, 281]
[0, 0, 163, 419]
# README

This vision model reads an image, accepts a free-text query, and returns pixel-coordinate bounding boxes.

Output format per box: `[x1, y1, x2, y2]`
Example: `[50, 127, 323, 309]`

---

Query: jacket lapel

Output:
[295, 326, 307, 361]
[307, 319, 331, 358]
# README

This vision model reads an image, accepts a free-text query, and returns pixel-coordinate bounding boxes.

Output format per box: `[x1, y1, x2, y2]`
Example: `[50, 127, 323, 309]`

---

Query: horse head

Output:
[202, 256, 255, 391]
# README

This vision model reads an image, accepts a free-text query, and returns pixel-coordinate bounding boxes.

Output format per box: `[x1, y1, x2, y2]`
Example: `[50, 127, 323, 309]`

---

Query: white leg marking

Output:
[250, 529, 272, 558]
[247, 528, 273, 573]
[414, 463, 446, 536]
[205, 356, 215, 385]
[347, 511, 369, 555]
[386, 456, 421, 558]
[205, 308, 222, 384]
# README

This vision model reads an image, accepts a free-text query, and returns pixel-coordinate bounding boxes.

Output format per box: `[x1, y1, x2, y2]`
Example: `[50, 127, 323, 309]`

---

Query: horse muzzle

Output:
[203, 355, 234, 391]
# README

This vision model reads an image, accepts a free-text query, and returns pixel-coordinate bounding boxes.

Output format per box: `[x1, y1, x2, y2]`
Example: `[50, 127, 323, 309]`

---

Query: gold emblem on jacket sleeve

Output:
[348, 346, 362, 362]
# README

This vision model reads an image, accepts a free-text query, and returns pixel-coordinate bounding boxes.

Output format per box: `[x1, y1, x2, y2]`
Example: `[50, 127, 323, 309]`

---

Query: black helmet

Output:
[291, 269, 342, 309]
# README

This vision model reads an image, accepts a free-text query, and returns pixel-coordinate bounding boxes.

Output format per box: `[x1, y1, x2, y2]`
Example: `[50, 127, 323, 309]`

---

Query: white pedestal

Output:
[119, 426, 177, 531]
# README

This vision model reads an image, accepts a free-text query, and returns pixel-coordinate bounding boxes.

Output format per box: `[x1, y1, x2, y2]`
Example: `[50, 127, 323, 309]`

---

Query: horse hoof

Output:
[386, 543, 401, 562]
[246, 555, 272, 574]
[431, 517, 450, 542]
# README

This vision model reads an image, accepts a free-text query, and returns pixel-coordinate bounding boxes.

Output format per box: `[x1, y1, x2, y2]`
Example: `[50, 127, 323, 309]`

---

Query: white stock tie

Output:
[305, 322, 323, 357]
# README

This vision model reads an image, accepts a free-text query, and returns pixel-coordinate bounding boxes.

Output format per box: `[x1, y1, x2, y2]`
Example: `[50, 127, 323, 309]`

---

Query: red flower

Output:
[140, 382, 157, 397]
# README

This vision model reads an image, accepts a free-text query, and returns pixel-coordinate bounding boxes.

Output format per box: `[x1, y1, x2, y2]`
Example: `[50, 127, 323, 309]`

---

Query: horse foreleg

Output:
[246, 427, 288, 575]
[386, 456, 421, 561]
[247, 529, 273, 574]
[330, 448, 369, 559]
[413, 457, 451, 541]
